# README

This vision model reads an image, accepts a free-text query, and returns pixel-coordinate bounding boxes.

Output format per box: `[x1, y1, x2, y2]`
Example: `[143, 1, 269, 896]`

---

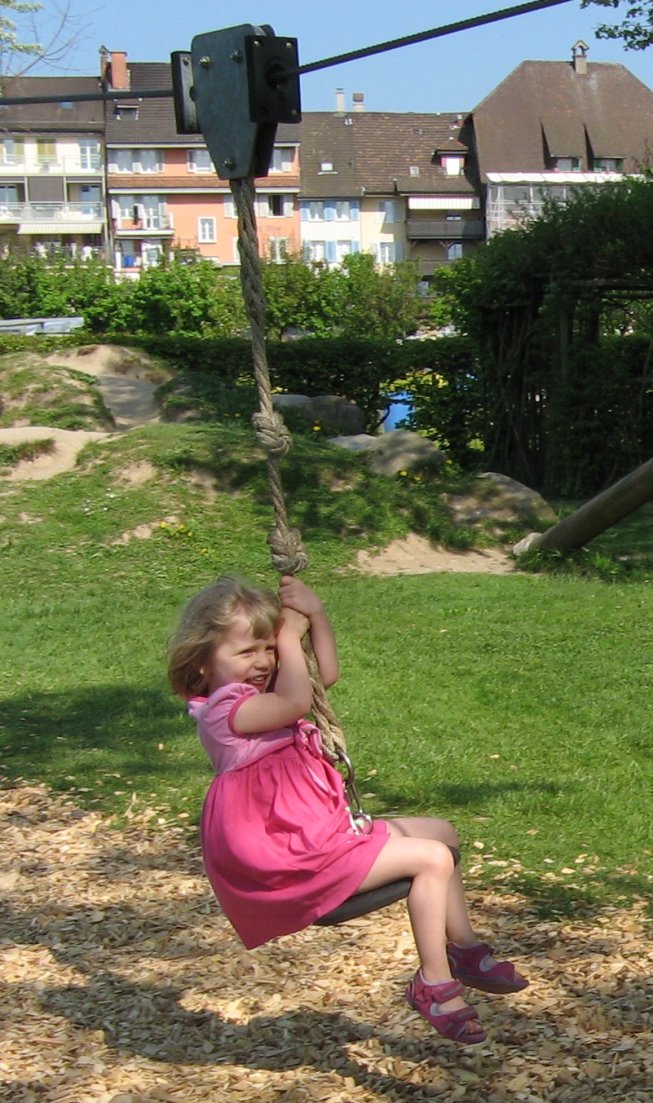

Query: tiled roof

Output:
[0, 76, 104, 132]
[295, 111, 475, 197]
[473, 60, 653, 177]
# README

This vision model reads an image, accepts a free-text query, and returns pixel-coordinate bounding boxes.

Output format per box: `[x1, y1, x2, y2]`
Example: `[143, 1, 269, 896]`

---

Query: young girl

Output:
[168, 573, 528, 1045]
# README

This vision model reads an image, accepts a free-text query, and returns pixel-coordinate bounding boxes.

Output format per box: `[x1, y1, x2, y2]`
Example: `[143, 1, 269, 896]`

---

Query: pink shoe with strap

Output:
[405, 972, 487, 1045]
[447, 941, 529, 994]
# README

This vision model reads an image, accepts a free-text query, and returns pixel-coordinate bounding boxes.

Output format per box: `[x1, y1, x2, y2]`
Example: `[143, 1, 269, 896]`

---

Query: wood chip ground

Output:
[2, 779, 652, 1103]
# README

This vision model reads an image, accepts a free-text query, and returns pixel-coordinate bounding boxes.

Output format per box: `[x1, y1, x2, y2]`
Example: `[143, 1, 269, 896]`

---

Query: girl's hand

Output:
[279, 605, 310, 638]
[279, 576, 323, 619]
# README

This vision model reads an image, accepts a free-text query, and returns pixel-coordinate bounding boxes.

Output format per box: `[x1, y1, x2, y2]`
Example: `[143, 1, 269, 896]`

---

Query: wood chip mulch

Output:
[2, 778, 652, 1103]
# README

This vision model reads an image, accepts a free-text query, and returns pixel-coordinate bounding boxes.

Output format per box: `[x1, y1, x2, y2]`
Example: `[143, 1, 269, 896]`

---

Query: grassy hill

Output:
[1, 347, 652, 914]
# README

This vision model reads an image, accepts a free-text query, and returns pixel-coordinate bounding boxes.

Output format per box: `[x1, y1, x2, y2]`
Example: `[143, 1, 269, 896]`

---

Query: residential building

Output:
[101, 50, 300, 274]
[0, 75, 107, 258]
[472, 43, 653, 236]
[297, 92, 482, 279]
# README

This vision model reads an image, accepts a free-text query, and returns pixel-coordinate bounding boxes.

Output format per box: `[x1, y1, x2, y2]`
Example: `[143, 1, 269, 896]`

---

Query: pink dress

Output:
[190, 682, 389, 949]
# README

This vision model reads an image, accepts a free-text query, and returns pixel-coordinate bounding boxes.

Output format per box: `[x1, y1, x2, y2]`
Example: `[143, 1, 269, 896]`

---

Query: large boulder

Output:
[445, 472, 557, 526]
[273, 393, 366, 435]
[330, 429, 446, 476]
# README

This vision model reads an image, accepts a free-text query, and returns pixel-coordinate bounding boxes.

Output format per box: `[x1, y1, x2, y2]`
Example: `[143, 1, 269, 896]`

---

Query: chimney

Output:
[352, 91, 365, 113]
[572, 40, 589, 76]
[106, 50, 130, 91]
[335, 88, 346, 115]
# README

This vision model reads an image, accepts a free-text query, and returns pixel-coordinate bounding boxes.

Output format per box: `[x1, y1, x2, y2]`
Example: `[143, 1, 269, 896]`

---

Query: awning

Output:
[408, 196, 479, 210]
[18, 221, 104, 234]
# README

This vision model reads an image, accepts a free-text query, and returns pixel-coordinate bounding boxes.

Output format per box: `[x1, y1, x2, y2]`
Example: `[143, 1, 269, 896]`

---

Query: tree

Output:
[0, 0, 85, 80]
[440, 176, 653, 496]
[581, 1, 653, 50]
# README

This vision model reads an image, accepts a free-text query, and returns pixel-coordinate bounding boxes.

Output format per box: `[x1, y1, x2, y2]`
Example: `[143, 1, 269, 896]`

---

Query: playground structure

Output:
[513, 455, 653, 555]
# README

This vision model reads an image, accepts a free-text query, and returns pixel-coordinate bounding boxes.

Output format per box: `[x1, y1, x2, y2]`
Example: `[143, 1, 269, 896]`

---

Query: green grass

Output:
[1, 409, 652, 920]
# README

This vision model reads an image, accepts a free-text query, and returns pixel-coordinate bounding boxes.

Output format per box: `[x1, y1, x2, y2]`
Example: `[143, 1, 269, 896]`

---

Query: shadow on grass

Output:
[0, 683, 208, 809]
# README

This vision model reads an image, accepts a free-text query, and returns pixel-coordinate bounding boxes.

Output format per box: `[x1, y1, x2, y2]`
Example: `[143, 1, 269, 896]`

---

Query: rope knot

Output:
[252, 410, 293, 458]
[268, 525, 309, 575]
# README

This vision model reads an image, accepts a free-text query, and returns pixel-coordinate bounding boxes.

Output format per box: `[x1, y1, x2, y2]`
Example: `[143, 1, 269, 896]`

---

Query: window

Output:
[593, 158, 623, 173]
[138, 149, 162, 173]
[2, 138, 25, 165]
[409, 165, 420, 177]
[447, 242, 463, 261]
[442, 155, 464, 176]
[142, 196, 167, 229]
[0, 184, 19, 205]
[270, 146, 293, 173]
[223, 197, 237, 219]
[379, 200, 399, 222]
[552, 157, 581, 172]
[257, 194, 291, 218]
[36, 139, 56, 165]
[304, 240, 326, 262]
[335, 240, 356, 262]
[188, 148, 214, 172]
[319, 160, 334, 172]
[268, 236, 288, 262]
[79, 139, 101, 170]
[110, 149, 133, 173]
[307, 201, 325, 221]
[379, 241, 398, 264]
[198, 216, 216, 243]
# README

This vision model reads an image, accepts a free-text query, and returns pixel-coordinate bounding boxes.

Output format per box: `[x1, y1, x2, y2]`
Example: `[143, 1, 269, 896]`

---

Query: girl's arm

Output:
[279, 576, 340, 688]
[233, 608, 313, 735]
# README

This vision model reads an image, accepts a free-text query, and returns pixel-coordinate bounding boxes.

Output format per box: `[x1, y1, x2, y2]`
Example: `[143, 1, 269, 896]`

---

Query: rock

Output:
[328, 434, 379, 452]
[446, 472, 557, 526]
[273, 393, 365, 435]
[329, 429, 446, 475]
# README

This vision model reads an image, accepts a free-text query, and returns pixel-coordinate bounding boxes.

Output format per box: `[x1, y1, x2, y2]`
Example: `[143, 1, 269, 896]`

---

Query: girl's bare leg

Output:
[355, 833, 483, 1036]
[386, 816, 477, 946]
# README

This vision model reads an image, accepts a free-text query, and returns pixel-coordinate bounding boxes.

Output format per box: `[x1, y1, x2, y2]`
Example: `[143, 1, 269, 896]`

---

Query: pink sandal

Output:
[405, 972, 487, 1045]
[447, 941, 529, 994]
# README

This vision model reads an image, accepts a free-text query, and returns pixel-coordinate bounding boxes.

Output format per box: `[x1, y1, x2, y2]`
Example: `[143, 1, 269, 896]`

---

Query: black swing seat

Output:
[314, 845, 460, 926]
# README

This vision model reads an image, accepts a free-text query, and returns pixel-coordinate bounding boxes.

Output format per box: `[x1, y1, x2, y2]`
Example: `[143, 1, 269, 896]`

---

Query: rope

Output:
[230, 176, 347, 759]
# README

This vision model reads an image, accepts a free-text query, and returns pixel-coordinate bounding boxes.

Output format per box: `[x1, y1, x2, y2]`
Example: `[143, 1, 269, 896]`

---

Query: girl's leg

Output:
[386, 816, 477, 945]
[387, 817, 529, 995]
[356, 835, 454, 980]
[355, 834, 485, 1039]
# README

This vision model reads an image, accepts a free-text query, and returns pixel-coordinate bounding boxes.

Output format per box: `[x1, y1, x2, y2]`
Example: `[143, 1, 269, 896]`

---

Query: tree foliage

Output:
[439, 176, 653, 495]
[0, 0, 85, 80]
[581, 0, 653, 50]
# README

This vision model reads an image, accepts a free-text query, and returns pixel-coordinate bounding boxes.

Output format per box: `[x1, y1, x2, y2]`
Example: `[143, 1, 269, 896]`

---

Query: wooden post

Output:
[513, 456, 653, 554]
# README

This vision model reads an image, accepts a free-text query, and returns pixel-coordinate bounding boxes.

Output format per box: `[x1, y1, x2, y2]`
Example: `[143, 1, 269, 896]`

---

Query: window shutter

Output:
[325, 201, 335, 221]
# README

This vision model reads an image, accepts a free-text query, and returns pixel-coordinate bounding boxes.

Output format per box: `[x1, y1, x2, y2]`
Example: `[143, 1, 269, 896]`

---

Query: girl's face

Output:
[205, 614, 277, 694]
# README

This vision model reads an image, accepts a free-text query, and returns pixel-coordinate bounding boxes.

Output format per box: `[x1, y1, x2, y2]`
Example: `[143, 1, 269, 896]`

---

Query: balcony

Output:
[0, 201, 105, 234]
[406, 218, 485, 241]
[114, 214, 174, 235]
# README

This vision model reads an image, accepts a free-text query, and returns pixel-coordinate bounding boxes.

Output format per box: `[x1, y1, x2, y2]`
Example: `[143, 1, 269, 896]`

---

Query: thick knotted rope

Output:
[230, 176, 347, 758]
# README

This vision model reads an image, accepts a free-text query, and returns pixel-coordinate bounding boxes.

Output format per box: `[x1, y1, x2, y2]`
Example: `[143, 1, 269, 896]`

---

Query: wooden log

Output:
[513, 457, 653, 555]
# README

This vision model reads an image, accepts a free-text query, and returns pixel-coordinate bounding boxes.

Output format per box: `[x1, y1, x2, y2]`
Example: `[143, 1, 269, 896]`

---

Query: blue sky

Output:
[37, 0, 653, 111]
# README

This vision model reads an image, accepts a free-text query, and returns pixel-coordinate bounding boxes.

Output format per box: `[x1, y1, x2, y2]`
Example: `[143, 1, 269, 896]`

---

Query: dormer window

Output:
[551, 157, 581, 171]
[319, 160, 335, 173]
[442, 154, 464, 176]
[409, 165, 420, 177]
[593, 157, 623, 173]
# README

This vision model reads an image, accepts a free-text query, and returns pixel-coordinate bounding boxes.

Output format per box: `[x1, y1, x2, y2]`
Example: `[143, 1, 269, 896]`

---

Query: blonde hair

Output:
[168, 574, 282, 699]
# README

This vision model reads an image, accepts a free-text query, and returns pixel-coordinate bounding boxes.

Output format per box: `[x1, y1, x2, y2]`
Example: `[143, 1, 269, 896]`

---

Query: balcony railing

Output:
[406, 218, 485, 241]
[0, 201, 104, 224]
[114, 214, 174, 233]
